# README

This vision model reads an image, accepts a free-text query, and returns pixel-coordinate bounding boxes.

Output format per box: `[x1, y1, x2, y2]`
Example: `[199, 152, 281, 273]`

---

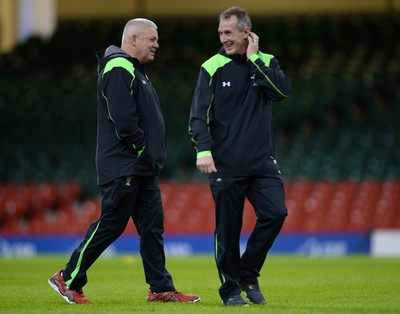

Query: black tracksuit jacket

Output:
[189, 48, 291, 177]
[96, 46, 166, 185]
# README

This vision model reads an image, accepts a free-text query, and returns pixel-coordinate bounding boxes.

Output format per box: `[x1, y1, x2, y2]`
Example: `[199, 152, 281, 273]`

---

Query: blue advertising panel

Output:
[0, 232, 370, 257]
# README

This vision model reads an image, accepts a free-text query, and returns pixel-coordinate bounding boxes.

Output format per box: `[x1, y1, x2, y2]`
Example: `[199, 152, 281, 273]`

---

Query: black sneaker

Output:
[240, 283, 266, 304]
[223, 294, 249, 306]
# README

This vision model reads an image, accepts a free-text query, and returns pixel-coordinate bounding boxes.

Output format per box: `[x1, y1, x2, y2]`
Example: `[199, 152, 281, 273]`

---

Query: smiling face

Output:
[134, 26, 159, 64]
[218, 15, 249, 55]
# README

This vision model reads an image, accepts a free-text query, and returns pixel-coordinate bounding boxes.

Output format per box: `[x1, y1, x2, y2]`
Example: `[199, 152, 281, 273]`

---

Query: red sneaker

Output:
[147, 289, 200, 303]
[48, 270, 91, 304]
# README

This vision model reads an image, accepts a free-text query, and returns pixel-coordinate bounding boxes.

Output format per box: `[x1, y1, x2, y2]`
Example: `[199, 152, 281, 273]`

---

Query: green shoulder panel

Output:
[257, 52, 274, 66]
[202, 54, 231, 77]
[103, 57, 135, 77]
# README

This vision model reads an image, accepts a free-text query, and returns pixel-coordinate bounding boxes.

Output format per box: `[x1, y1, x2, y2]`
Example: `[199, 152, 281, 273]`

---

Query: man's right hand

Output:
[196, 156, 217, 174]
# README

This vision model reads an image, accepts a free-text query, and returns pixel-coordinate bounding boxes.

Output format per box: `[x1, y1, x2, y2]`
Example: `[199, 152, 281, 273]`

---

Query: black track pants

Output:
[210, 175, 287, 301]
[63, 176, 175, 292]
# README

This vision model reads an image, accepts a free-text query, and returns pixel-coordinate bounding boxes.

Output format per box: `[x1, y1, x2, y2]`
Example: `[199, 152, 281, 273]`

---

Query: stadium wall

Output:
[0, 232, 372, 257]
[3, 231, 400, 257]
[57, 0, 398, 19]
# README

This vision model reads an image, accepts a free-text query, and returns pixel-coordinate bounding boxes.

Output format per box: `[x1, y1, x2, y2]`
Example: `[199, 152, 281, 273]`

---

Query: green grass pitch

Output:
[0, 254, 399, 313]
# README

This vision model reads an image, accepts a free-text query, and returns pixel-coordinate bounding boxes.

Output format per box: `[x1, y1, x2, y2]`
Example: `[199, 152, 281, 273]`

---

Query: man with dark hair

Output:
[48, 18, 200, 305]
[189, 6, 291, 306]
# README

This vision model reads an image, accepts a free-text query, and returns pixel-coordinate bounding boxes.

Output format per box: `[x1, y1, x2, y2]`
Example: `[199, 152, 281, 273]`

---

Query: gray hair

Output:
[219, 6, 252, 32]
[121, 18, 158, 44]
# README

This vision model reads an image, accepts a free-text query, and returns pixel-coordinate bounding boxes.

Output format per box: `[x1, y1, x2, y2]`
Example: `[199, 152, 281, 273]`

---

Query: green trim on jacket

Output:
[103, 57, 135, 77]
[202, 54, 231, 78]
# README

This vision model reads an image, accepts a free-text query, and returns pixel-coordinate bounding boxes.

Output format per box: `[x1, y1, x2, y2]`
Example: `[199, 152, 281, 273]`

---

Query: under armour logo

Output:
[250, 74, 258, 86]
[126, 176, 133, 186]
[222, 81, 231, 87]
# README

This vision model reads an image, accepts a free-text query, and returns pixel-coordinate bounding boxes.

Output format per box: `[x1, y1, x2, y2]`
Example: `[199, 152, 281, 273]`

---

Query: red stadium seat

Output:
[1, 180, 399, 235]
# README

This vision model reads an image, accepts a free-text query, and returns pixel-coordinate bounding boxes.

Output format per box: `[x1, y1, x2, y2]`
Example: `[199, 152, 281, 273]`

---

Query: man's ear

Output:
[131, 35, 137, 46]
[243, 28, 251, 39]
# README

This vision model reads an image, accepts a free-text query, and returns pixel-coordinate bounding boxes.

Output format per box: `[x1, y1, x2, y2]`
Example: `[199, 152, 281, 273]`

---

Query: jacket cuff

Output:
[197, 150, 212, 159]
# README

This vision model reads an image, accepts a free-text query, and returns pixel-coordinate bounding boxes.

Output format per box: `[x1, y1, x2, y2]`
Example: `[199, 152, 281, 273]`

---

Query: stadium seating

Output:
[0, 14, 399, 235]
[1, 180, 399, 234]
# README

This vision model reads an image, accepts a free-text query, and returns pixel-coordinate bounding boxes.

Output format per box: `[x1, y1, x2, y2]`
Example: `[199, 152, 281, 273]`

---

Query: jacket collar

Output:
[218, 47, 247, 62]
[97, 45, 145, 72]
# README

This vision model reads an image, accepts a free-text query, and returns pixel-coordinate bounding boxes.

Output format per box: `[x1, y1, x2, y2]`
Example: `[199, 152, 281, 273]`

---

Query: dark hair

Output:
[219, 6, 252, 31]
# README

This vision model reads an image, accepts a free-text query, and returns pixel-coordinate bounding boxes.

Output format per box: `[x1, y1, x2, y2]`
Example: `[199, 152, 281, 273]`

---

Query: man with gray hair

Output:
[189, 6, 291, 306]
[48, 18, 200, 304]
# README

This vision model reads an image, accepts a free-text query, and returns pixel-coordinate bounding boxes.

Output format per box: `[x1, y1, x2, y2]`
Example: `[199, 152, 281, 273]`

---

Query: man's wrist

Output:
[197, 151, 212, 159]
